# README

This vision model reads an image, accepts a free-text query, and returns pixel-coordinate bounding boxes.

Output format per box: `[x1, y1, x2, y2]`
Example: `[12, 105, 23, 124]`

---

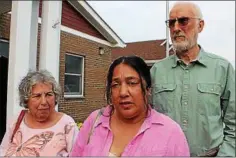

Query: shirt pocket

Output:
[197, 83, 222, 116]
[152, 83, 177, 113]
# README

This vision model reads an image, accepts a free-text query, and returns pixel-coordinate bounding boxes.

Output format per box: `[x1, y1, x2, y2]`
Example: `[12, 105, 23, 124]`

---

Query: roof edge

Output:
[67, 0, 126, 48]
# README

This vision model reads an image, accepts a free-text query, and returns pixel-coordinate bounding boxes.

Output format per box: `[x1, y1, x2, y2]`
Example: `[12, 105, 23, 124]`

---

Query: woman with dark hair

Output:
[70, 56, 189, 156]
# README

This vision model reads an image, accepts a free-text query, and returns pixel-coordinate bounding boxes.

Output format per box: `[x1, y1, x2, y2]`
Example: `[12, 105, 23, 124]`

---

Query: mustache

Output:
[173, 32, 186, 39]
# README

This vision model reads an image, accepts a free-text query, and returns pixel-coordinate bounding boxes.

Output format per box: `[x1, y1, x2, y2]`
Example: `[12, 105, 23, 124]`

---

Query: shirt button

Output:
[183, 120, 188, 124]
[185, 70, 189, 73]
[184, 85, 188, 89]
[184, 102, 187, 105]
[211, 88, 214, 91]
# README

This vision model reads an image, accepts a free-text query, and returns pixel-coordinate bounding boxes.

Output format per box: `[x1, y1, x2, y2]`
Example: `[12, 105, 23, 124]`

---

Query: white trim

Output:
[64, 95, 85, 99]
[8, 12, 125, 48]
[37, 18, 120, 47]
[64, 53, 84, 97]
[62, 25, 114, 47]
[65, 73, 82, 77]
[160, 40, 174, 51]
[145, 60, 160, 64]
[0, 39, 9, 43]
[160, 40, 166, 46]
[77, 1, 125, 48]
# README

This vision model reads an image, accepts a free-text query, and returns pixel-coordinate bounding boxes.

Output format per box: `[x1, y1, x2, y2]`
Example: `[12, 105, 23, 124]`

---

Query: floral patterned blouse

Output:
[0, 114, 78, 157]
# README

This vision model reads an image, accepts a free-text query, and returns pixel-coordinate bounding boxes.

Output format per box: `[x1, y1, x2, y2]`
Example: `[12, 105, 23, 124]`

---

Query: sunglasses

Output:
[165, 17, 201, 28]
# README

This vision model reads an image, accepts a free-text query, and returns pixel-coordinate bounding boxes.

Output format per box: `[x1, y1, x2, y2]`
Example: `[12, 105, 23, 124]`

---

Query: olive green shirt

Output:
[150, 47, 235, 156]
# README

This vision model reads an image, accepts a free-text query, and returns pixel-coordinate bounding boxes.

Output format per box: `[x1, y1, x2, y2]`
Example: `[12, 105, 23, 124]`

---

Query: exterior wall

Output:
[0, 12, 112, 123]
[0, 14, 10, 39]
[39, 1, 106, 41]
[59, 32, 111, 122]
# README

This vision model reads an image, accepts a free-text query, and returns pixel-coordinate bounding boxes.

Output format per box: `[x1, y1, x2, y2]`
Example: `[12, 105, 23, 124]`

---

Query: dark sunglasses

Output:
[165, 17, 201, 28]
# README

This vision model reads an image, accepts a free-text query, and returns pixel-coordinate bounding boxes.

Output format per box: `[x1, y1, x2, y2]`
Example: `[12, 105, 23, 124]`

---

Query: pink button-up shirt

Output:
[70, 107, 190, 156]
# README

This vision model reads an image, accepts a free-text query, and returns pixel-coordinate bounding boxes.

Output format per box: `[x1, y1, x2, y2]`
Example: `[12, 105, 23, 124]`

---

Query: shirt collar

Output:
[134, 109, 166, 135]
[172, 45, 208, 68]
[195, 47, 208, 67]
[94, 106, 165, 131]
[94, 106, 110, 129]
[172, 54, 181, 68]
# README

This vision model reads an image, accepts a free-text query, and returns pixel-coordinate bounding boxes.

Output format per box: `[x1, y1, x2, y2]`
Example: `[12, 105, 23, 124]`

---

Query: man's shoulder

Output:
[152, 55, 175, 68]
[203, 51, 231, 65]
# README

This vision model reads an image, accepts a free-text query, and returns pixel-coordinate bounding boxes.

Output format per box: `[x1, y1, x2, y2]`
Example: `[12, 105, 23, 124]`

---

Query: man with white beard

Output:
[150, 2, 235, 157]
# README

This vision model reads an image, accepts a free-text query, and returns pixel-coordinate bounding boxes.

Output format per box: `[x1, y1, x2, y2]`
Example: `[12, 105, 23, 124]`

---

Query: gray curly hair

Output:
[18, 70, 61, 108]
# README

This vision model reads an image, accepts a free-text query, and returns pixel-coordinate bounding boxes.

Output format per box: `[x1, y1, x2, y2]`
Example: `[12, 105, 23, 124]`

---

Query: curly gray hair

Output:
[18, 70, 61, 108]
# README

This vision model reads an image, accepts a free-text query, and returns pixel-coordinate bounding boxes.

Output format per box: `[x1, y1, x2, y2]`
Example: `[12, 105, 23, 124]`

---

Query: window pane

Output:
[64, 75, 82, 95]
[65, 55, 82, 74]
[0, 41, 9, 58]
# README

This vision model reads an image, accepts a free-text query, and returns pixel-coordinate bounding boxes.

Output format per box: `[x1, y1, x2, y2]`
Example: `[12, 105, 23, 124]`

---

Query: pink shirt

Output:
[70, 106, 190, 156]
[0, 114, 78, 157]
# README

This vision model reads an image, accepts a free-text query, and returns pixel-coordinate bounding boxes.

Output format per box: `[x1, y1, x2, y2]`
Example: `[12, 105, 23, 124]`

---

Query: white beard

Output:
[172, 32, 198, 54]
[173, 40, 189, 53]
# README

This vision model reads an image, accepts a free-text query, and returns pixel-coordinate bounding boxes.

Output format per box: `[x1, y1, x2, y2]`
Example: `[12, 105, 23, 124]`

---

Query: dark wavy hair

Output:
[105, 55, 151, 115]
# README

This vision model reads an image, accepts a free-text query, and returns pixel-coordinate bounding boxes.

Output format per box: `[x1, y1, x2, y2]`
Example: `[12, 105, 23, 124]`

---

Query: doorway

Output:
[0, 39, 9, 142]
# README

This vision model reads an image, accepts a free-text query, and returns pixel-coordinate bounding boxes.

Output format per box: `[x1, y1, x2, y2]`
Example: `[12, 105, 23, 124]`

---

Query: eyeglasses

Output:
[165, 17, 201, 28]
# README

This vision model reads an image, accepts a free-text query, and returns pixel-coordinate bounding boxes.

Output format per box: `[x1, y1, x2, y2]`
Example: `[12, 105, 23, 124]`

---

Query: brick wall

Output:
[59, 32, 111, 122]
[0, 13, 112, 123]
[0, 14, 10, 40]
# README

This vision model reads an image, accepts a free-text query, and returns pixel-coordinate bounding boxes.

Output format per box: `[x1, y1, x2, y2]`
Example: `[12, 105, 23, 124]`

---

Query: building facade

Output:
[0, 0, 125, 141]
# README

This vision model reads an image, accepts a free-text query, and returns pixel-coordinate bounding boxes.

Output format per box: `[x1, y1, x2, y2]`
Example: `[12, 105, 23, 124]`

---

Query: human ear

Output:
[198, 20, 205, 32]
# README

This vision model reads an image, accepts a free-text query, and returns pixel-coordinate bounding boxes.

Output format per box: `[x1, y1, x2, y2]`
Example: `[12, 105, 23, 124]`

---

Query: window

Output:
[0, 39, 9, 58]
[64, 54, 84, 97]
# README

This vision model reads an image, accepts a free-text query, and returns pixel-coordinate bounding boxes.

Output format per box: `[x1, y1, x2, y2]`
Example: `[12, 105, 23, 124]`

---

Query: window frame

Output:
[64, 53, 85, 98]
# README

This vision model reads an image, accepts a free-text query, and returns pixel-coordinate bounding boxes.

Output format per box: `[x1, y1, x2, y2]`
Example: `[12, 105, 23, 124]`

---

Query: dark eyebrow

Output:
[112, 78, 120, 82]
[126, 76, 139, 80]
[112, 76, 139, 81]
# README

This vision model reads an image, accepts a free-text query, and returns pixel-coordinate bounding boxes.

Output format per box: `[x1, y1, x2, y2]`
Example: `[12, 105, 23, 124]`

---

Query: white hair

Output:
[170, 2, 203, 19]
[18, 70, 61, 108]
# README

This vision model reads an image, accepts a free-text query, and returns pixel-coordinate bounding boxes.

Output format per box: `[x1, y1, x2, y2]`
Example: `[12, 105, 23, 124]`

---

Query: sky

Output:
[88, 1, 235, 68]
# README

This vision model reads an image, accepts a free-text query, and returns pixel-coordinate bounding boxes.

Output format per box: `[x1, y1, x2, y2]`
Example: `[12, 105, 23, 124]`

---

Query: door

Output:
[0, 40, 9, 142]
[0, 56, 8, 142]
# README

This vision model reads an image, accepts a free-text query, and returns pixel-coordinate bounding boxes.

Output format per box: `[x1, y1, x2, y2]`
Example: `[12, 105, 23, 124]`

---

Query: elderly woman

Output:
[70, 56, 190, 156]
[0, 70, 78, 156]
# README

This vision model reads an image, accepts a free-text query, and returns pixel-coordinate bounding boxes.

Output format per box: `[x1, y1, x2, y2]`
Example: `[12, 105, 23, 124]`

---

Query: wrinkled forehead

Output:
[31, 82, 53, 91]
[170, 3, 198, 19]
